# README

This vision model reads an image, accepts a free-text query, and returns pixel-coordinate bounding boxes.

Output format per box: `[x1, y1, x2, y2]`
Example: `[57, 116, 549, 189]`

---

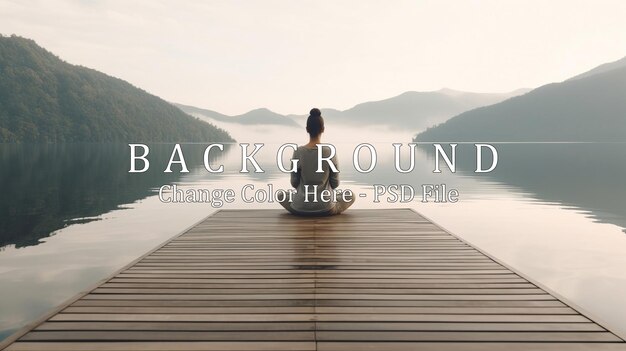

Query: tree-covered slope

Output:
[0, 35, 233, 142]
[415, 65, 626, 142]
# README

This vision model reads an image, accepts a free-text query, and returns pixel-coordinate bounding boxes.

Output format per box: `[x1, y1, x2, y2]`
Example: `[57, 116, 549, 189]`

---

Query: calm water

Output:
[2, 124, 626, 339]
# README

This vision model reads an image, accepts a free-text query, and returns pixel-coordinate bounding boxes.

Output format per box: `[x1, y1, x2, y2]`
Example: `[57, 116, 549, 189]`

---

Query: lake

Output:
[2, 124, 626, 340]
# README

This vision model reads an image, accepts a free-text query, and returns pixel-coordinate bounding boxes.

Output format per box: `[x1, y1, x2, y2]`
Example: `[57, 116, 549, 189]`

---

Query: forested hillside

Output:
[0, 35, 233, 142]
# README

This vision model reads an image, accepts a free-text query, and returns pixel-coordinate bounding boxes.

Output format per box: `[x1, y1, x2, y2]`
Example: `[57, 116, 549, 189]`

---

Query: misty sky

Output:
[1, 0, 625, 115]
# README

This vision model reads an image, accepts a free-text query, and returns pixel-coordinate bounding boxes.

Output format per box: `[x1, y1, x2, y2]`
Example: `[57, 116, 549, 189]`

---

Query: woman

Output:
[280, 108, 354, 216]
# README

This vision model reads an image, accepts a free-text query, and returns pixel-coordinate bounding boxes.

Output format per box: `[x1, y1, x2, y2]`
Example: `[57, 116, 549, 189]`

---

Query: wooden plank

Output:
[316, 300, 566, 307]
[5, 342, 316, 351]
[72, 299, 316, 307]
[62, 306, 316, 314]
[36, 322, 317, 331]
[50, 314, 317, 322]
[49, 313, 589, 323]
[20, 331, 316, 341]
[79, 293, 558, 300]
[100, 282, 535, 288]
[36, 321, 601, 332]
[70, 299, 563, 308]
[315, 322, 604, 332]
[60, 306, 575, 315]
[315, 331, 622, 342]
[317, 343, 626, 351]
[88, 288, 545, 294]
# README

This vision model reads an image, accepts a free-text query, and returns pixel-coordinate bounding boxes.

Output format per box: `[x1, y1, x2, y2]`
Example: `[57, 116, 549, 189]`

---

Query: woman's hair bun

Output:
[309, 108, 321, 117]
[306, 107, 324, 137]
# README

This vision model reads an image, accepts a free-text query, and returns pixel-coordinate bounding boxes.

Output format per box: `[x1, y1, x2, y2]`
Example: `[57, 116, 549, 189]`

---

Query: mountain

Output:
[0, 35, 233, 142]
[568, 56, 626, 81]
[326, 88, 526, 130]
[175, 103, 299, 127]
[415, 60, 626, 142]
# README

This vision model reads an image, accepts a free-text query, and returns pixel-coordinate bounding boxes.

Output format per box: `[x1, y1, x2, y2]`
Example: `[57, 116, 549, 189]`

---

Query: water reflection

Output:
[0, 143, 227, 248]
[447, 143, 626, 231]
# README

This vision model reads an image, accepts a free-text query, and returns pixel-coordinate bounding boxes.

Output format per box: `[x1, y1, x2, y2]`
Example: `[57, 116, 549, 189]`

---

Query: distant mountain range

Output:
[174, 103, 300, 127]
[415, 56, 626, 142]
[0, 35, 233, 142]
[176, 88, 527, 131]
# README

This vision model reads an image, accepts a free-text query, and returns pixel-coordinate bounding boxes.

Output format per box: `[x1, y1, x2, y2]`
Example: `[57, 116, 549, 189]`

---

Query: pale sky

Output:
[1, 0, 625, 115]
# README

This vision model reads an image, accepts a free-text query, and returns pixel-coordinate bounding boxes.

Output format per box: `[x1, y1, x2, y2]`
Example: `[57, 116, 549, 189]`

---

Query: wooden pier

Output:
[2, 208, 625, 350]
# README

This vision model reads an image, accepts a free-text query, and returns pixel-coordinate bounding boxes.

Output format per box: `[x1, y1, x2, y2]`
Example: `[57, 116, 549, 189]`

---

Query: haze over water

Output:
[2, 123, 626, 339]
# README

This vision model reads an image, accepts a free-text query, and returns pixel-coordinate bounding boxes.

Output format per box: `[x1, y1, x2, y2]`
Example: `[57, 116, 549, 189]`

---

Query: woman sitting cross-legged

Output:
[279, 108, 355, 216]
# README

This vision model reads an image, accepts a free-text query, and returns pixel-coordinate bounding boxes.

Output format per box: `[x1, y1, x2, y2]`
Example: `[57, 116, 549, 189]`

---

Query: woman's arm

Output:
[329, 155, 339, 189]
[290, 149, 300, 188]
